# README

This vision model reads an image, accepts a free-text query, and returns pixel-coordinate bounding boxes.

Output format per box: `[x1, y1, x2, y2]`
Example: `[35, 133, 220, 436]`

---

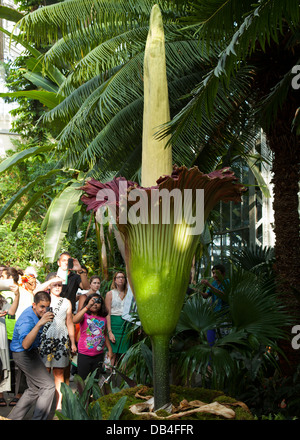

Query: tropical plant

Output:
[80, 4, 247, 411]
[118, 267, 292, 415]
[56, 369, 127, 420]
[174, 268, 288, 382]
[0, 0, 259, 262]
[160, 0, 300, 372]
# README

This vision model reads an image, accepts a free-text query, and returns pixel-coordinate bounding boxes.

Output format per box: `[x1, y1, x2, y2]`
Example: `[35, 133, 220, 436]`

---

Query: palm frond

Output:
[164, 0, 300, 141]
[16, 0, 184, 45]
[190, 0, 299, 65]
[181, 0, 253, 39]
[228, 271, 289, 340]
[176, 293, 226, 335]
[257, 57, 300, 129]
[160, 64, 257, 170]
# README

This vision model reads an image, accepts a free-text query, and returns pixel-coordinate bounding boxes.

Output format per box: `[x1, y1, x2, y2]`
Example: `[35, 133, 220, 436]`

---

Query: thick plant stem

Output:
[151, 334, 170, 410]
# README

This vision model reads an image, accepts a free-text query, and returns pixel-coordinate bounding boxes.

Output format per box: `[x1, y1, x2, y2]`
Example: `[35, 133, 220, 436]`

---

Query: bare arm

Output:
[77, 294, 87, 313]
[8, 284, 20, 316]
[72, 258, 90, 290]
[104, 291, 115, 344]
[105, 334, 113, 359]
[73, 296, 95, 324]
[66, 300, 77, 353]
[33, 276, 62, 294]
[200, 279, 224, 297]
[78, 271, 90, 290]
[22, 311, 54, 350]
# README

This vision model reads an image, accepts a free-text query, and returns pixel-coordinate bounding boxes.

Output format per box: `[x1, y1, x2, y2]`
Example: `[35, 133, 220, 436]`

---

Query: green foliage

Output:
[0, 218, 45, 268]
[0, 0, 271, 259]
[3, 56, 52, 141]
[95, 384, 254, 420]
[56, 369, 127, 420]
[116, 255, 298, 417]
[241, 365, 300, 419]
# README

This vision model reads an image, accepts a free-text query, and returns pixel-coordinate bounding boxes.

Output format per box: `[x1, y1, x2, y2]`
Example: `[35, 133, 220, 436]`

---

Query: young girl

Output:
[77, 275, 101, 312]
[73, 293, 112, 380]
[38, 276, 76, 410]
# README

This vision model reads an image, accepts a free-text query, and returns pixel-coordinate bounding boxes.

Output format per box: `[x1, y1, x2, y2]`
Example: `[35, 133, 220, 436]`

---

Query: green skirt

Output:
[110, 315, 131, 354]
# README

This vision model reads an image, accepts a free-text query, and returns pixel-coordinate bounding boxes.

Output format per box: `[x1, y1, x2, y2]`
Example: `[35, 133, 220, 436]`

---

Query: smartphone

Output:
[46, 307, 53, 313]
[67, 258, 74, 270]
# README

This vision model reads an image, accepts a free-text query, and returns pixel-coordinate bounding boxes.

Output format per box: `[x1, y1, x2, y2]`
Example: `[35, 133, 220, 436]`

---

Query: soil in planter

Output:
[96, 385, 254, 420]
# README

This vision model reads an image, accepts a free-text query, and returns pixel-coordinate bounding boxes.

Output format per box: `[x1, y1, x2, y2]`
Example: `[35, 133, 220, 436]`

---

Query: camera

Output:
[67, 258, 74, 270]
[46, 307, 53, 313]
[93, 297, 102, 304]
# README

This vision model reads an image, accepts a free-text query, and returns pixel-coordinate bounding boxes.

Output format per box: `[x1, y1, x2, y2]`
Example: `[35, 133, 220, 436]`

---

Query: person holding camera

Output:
[8, 291, 55, 420]
[56, 252, 90, 313]
[77, 275, 101, 312]
[73, 293, 112, 380]
[38, 275, 76, 411]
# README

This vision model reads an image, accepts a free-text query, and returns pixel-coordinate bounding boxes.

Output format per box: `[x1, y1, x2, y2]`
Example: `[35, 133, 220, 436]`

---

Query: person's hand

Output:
[9, 284, 19, 295]
[200, 279, 209, 286]
[71, 343, 77, 354]
[86, 297, 96, 309]
[49, 276, 63, 284]
[71, 258, 81, 271]
[34, 277, 63, 294]
[0, 310, 7, 317]
[108, 331, 116, 344]
[40, 311, 54, 326]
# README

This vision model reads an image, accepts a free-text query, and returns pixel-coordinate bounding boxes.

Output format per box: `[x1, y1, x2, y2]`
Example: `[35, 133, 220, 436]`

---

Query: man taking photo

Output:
[9, 291, 55, 420]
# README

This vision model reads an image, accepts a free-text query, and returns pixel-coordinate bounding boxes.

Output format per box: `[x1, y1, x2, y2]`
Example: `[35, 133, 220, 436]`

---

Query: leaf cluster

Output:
[56, 369, 127, 420]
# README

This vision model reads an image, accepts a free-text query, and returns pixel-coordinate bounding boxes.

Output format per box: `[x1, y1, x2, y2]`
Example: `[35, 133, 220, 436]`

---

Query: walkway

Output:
[0, 377, 77, 420]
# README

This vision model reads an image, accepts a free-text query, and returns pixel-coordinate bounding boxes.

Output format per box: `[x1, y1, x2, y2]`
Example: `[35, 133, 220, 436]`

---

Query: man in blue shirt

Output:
[9, 291, 56, 420]
[201, 264, 229, 346]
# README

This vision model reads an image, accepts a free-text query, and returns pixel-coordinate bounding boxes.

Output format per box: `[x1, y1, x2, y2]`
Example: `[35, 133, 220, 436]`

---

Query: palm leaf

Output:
[166, 0, 300, 141]
[22, 72, 59, 93]
[44, 183, 83, 262]
[0, 5, 23, 23]
[16, 0, 184, 44]
[0, 90, 64, 109]
[228, 273, 289, 339]
[0, 25, 66, 87]
[0, 168, 60, 223]
[11, 183, 57, 231]
[0, 145, 53, 174]
[176, 293, 225, 335]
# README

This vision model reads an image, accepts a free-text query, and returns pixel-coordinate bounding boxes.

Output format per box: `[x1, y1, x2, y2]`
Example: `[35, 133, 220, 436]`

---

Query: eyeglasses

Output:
[51, 283, 62, 287]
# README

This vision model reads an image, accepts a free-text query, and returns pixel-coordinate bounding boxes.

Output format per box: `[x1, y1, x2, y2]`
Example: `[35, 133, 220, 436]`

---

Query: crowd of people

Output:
[0, 252, 137, 420]
[0, 254, 228, 420]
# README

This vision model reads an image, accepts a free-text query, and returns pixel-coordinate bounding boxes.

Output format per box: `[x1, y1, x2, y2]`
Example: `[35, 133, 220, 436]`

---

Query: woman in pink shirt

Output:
[73, 293, 112, 380]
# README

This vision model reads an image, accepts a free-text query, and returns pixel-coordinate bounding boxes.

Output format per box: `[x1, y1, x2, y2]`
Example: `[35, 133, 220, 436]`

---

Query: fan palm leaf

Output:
[173, 268, 289, 385]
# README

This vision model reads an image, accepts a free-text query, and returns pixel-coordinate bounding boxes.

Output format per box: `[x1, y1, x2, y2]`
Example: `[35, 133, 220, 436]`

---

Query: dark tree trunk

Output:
[266, 102, 300, 375]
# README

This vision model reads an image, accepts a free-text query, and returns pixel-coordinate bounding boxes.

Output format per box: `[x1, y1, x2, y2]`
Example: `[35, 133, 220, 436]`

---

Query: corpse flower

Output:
[81, 5, 246, 410]
[81, 166, 245, 409]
